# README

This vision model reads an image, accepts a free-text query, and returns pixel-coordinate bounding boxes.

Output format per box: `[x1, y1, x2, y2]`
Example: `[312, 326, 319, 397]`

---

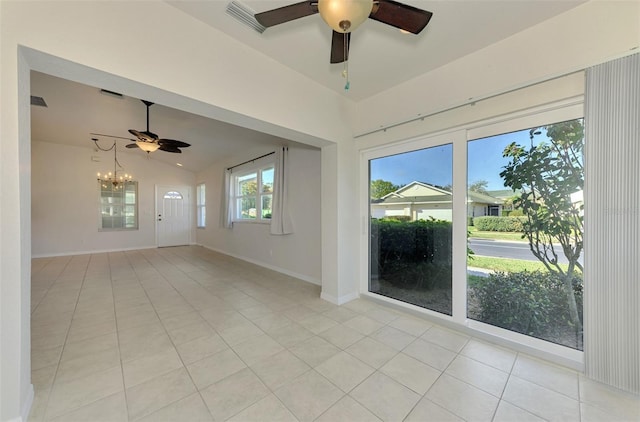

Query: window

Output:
[196, 183, 206, 228]
[99, 181, 137, 230]
[233, 164, 274, 222]
[467, 118, 584, 350]
[368, 142, 454, 316]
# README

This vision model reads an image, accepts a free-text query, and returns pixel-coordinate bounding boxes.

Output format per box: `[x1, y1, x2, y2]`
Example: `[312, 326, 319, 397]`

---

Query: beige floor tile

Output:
[186, 348, 247, 390]
[175, 333, 228, 365]
[122, 347, 184, 388]
[318, 324, 364, 350]
[369, 326, 416, 351]
[343, 315, 385, 336]
[65, 319, 117, 345]
[275, 370, 344, 421]
[503, 375, 580, 422]
[493, 400, 546, 422]
[55, 346, 121, 383]
[218, 320, 264, 346]
[460, 339, 517, 372]
[345, 337, 398, 369]
[426, 373, 499, 422]
[289, 336, 341, 367]
[31, 345, 63, 371]
[231, 333, 285, 366]
[322, 307, 359, 323]
[227, 394, 298, 422]
[252, 312, 293, 333]
[316, 395, 381, 422]
[269, 323, 314, 348]
[512, 354, 579, 399]
[579, 377, 640, 421]
[200, 368, 270, 421]
[298, 313, 338, 334]
[402, 338, 456, 371]
[380, 352, 441, 395]
[136, 393, 213, 422]
[48, 391, 127, 422]
[118, 323, 174, 363]
[159, 311, 203, 332]
[404, 397, 464, 422]
[445, 355, 509, 397]
[166, 320, 216, 345]
[421, 325, 470, 353]
[45, 366, 123, 419]
[315, 351, 375, 393]
[125, 367, 196, 421]
[250, 350, 311, 390]
[60, 331, 118, 363]
[363, 307, 399, 324]
[350, 371, 421, 422]
[282, 305, 318, 321]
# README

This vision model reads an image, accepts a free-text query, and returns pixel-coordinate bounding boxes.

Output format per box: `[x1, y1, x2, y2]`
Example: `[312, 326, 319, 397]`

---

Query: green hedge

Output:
[371, 218, 452, 290]
[471, 271, 583, 337]
[473, 216, 527, 232]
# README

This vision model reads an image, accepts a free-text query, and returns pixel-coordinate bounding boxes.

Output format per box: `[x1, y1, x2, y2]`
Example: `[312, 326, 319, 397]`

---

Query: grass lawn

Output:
[468, 226, 527, 241]
[467, 255, 574, 274]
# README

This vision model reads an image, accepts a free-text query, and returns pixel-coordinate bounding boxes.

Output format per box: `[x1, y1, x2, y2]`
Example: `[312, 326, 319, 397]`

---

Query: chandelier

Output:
[93, 138, 133, 189]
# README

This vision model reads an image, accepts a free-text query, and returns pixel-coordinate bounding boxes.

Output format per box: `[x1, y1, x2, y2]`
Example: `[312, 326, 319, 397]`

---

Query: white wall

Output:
[31, 141, 196, 257]
[196, 147, 322, 284]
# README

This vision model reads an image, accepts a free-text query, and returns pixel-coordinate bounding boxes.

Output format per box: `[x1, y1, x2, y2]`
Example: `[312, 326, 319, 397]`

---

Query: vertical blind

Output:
[584, 52, 640, 394]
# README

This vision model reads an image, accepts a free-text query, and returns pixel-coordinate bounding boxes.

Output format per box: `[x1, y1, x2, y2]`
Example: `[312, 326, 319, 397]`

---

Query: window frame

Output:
[98, 180, 138, 231]
[231, 162, 275, 223]
[359, 99, 584, 367]
[196, 183, 206, 228]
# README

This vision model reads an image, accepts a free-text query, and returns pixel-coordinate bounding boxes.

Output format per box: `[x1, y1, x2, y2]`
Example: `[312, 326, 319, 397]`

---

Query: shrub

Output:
[473, 216, 527, 232]
[371, 218, 452, 290]
[472, 271, 583, 336]
[467, 216, 474, 226]
[509, 209, 524, 216]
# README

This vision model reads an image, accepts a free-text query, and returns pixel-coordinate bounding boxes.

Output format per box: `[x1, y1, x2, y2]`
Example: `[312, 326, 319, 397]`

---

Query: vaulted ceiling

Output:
[30, 1, 585, 173]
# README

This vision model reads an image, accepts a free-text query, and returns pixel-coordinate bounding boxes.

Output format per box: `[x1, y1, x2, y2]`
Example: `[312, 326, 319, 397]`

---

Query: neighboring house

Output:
[486, 189, 520, 214]
[371, 181, 503, 221]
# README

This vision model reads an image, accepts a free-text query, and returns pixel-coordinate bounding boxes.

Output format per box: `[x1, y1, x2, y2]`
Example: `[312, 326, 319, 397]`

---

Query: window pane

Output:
[262, 167, 274, 193]
[238, 197, 256, 219]
[238, 173, 258, 195]
[99, 181, 137, 230]
[369, 144, 453, 315]
[261, 194, 272, 219]
[467, 119, 584, 350]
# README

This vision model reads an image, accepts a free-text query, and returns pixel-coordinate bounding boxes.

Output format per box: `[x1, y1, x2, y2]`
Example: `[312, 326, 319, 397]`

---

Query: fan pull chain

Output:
[342, 34, 350, 91]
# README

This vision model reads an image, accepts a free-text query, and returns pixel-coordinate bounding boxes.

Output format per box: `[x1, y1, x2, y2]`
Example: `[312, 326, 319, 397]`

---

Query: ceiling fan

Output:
[254, 0, 433, 64]
[91, 100, 191, 154]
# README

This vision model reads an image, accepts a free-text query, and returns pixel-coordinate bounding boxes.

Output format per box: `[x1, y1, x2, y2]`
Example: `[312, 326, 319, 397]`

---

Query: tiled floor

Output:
[29, 246, 639, 421]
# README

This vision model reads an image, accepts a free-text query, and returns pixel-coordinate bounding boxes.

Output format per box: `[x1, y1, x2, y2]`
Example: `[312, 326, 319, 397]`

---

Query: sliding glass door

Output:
[368, 144, 453, 315]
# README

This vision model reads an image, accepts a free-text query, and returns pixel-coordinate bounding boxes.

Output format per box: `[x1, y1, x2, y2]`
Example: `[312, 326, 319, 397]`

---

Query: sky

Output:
[370, 127, 550, 191]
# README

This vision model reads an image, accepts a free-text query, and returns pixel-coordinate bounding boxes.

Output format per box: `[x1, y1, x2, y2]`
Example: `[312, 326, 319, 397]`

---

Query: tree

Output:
[370, 179, 399, 199]
[500, 119, 584, 335]
[469, 179, 489, 195]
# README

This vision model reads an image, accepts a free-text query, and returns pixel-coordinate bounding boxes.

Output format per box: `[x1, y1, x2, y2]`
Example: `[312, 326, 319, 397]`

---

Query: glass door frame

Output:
[358, 100, 585, 367]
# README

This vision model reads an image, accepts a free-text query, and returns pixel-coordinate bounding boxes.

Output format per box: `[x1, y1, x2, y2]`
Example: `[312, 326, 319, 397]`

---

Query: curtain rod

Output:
[227, 151, 276, 171]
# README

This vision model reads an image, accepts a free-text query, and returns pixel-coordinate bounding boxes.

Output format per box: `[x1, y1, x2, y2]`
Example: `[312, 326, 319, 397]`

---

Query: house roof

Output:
[375, 181, 503, 205]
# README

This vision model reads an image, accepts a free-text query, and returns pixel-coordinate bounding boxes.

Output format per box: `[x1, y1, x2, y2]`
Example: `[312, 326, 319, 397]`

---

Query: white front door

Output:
[156, 185, 191, 247]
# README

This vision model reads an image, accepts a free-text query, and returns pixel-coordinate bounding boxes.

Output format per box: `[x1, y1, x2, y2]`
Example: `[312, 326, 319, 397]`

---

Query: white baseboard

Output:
[31, 245, 157, 258]
[198, 244, 321, 286]
[12, 383, 34, 422]
[321, 290, 359, 305]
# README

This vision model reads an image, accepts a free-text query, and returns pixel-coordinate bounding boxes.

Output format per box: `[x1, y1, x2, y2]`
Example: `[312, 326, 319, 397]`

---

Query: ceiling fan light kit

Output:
[254, 0, 433, 90]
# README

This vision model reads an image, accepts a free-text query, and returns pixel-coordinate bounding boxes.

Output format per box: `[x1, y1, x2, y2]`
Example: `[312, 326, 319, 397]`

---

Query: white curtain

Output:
[220, 168, 233, 229]
[584, 52, 640, 394]
[270, 147, 293, 235]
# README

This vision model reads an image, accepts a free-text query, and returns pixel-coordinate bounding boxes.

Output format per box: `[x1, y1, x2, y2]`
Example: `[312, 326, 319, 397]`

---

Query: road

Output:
[468, 238, 572, 265]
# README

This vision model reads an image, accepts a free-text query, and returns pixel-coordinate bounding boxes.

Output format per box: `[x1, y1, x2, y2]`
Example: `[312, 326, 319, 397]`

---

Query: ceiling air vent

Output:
[226, 1, 266, 34]
[30, 96, 47, 107]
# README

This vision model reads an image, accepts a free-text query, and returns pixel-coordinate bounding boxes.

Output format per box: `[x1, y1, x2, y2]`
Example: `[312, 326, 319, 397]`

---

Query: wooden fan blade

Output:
[90, 133, 135, 141]
[128, 129, 158, 142]
[125, 143, 140, 149]
[158, 139, 190, 148]
[159, 145, 182, 153]
[330, 31, 351, 64]
[255, 1, 318, 27]
[369, 0, 433, 34]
